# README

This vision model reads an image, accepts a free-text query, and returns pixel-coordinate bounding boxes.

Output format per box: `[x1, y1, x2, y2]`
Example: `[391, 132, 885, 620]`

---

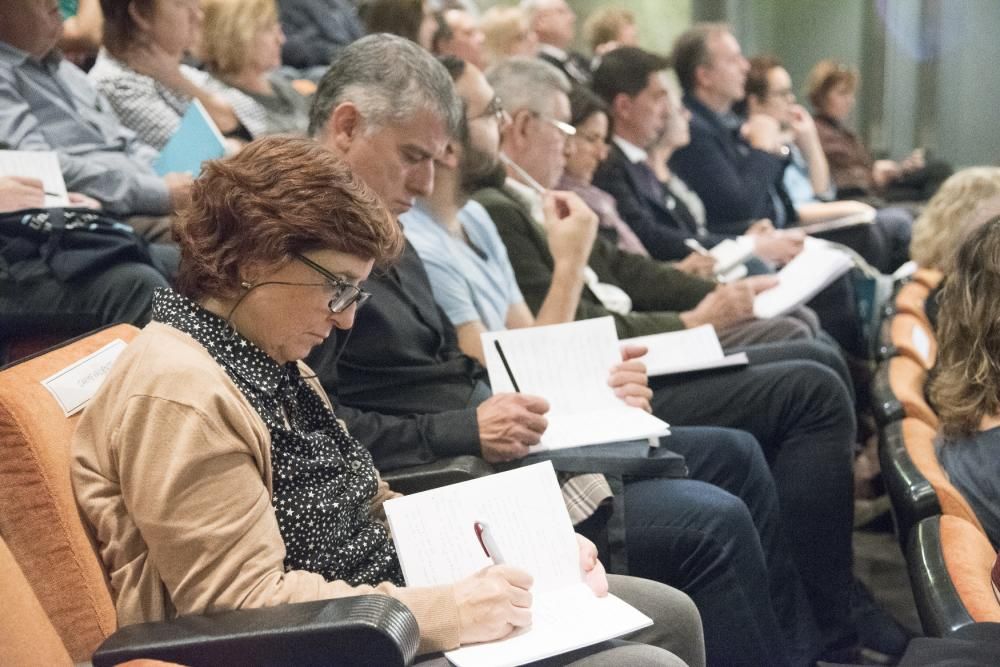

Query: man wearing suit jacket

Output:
[591, 47, 804, 266]
[668, 24, 792, 233]
[523, 0, 592, 86]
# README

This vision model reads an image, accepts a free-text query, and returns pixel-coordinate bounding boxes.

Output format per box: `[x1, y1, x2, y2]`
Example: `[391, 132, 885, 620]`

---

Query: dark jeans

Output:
[577, 426, 819, 667]
[0, 244, 177, 330]
[650, 339, 857, 658]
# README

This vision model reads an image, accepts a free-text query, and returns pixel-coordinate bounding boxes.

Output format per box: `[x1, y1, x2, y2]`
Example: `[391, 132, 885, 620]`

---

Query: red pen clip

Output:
[474, 521, 492, 559]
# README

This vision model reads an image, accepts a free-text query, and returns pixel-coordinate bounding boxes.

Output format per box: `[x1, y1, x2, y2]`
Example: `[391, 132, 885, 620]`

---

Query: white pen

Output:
[499, 152, 548, 195]
[474, 520, 506, 564]
[684, 238, 712, 257]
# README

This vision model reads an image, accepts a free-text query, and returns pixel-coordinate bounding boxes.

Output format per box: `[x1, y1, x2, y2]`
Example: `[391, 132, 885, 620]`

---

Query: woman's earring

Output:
[241, 281, 252, 289]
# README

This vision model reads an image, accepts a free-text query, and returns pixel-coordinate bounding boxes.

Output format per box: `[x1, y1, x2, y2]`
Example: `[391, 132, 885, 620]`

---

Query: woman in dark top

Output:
[930, 215, 1000, 546]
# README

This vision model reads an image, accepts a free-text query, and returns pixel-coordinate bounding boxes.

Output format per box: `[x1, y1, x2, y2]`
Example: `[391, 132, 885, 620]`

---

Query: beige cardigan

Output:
[71, 322, 461, 654]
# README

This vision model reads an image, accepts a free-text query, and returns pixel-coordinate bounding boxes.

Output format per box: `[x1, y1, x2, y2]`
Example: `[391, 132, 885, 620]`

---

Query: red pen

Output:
[474, 520, 506, 564]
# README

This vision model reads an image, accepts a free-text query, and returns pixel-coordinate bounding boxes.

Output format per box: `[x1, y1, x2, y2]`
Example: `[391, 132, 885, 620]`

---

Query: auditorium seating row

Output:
[0, 324, 499, 666]
[869, 269, 1000, 638]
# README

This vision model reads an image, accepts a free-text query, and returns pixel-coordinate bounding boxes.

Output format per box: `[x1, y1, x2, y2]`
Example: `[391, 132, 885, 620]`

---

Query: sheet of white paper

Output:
[384, 463, 652, 667]
[444, 586, 651, 667]
[709, 236, 755, 274]
[0, 150, 70, 207]
[798, 209, 877, 235]
[385, 463, 578, 591]
[753, 244, 853, 318]
[479, 319, 669, 449]
[40, 339, 127, 416]
[911, 322, 932, 365]
[622, 325, 749, 376]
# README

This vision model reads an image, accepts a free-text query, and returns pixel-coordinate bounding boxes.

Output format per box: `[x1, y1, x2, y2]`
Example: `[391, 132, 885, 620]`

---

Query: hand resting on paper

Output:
[454, 564, 534, 643]
[577, 534, 609, 597]
[0, 176, 45, 213]
[679, 277, 777, 330]
[477, 393, 550, 463]
[609, 344, 652, 413]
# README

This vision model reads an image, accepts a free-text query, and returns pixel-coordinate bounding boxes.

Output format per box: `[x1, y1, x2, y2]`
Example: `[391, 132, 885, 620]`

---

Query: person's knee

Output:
[595, 644, 688, 667]
[91, 262, 170, 326]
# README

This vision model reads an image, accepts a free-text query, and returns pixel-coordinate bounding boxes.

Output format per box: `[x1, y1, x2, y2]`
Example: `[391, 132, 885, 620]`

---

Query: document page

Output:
[754, 241, 853, 318]
[384, 462, 652, 667]
[622, 325, 749, 376]
[709, 236, 755, 274]
[480, 318, 669, 450]
[0, 150, 70, 207]
[798, 209, 876, 235]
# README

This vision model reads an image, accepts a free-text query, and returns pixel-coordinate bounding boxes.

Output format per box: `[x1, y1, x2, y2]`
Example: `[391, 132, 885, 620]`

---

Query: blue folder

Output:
[154, 99, 226, 177]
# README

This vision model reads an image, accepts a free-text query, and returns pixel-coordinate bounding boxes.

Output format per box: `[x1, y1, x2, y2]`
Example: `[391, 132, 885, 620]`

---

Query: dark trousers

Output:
[0, 244, 177, 330]
[578, 426, 819, 667]
[649, 339, 857, 658]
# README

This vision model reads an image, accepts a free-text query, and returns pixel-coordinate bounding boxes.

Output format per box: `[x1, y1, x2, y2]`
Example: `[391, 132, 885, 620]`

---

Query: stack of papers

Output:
[481, 318, 670, 451]
[754, 239, 854, 318]
[0, 150, 69, 207]
[621, 325, 748, 376]
[384, 462, 653, 667]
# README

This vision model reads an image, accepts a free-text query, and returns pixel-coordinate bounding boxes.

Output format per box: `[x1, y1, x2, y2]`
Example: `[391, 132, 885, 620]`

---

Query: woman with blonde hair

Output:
[199, 0, 311, 139]
[911, 167, 1000, 272]
[89, 0, 241, 150]
[929, 216, 1000, 546]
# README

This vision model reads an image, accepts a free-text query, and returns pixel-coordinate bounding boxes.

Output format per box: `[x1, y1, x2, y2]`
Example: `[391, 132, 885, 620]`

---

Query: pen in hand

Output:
[684, 238, 712, 257]
[475, 520, 506, 564]
[494, 340, 521, 393]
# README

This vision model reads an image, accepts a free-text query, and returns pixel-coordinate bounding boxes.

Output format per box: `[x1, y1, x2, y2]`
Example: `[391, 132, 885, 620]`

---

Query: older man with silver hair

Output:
[303, 34, 706, 667]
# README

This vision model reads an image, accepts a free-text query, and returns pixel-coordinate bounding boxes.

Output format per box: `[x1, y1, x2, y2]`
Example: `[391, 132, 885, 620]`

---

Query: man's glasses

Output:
[295, 254, 371, 313]
[469, 95, 510, 125]
[530, 111, 576, 137]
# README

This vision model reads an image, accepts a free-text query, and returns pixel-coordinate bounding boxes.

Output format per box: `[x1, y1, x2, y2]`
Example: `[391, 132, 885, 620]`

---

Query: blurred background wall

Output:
[479, 0, 1000, 169]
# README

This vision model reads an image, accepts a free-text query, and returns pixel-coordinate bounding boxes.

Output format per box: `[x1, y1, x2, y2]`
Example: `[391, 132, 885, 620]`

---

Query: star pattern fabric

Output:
[152, 288, 403, 586]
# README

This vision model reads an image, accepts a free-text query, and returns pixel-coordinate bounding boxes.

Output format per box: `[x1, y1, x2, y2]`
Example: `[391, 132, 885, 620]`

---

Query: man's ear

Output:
[320, 102, 362, 155]
[127, 0, 154, 33]
[611, 92, 633, 123]
[507, 108, 534, 150]
[694, 63, 712, 92]
[437, 140, 461, 170]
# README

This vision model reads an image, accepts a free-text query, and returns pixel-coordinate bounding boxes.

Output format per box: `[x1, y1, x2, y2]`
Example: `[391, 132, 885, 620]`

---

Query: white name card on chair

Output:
[911, 324, 932, 366]
[40, 339, 127, 416]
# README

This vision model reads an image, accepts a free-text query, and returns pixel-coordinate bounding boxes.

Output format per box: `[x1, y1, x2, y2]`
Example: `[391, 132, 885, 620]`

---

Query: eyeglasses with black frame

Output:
[294, 253, 371, 313]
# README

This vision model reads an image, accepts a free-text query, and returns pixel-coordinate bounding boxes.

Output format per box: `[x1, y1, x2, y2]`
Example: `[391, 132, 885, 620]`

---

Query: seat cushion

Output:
[940, 515, 1000, 623]
[888, 356, 939, 428]
[0, 536, 73, 667]
[903, 418, 986, 534]
[0, 324, 138, 662]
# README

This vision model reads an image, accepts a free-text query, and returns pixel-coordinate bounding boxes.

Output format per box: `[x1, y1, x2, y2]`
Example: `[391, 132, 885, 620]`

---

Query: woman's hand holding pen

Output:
[608, 344, 652, 413]
[454, 565, 534, 643]
[577, 534, 609, 597]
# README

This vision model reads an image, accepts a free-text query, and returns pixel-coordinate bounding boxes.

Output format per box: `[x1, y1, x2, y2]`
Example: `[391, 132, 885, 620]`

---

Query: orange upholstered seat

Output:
[0, 324, 140, 662]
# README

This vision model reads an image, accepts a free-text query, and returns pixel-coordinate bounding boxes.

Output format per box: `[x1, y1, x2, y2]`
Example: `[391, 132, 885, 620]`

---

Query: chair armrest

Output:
[872, 361, 905, 427]
[92, 595, 419, 667]
[907, 516, 976, 637]
[880, 420, 940, 548]
[381, 455, 495, 495]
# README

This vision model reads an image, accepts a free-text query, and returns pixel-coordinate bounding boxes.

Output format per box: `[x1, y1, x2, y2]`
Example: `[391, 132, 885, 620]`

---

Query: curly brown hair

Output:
[930, 215, 1000, 437]
[173, 136, 402, 301]
[805, 59, 859, 112]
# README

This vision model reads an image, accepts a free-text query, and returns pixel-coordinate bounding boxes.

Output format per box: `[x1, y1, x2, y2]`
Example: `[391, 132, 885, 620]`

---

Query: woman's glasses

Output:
[295, 254, 371, 313]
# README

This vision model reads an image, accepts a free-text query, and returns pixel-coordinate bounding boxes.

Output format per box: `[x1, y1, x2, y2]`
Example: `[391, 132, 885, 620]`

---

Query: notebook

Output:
[798, 209, 877, 235]
[753, 239, 854, 318]
[0, 150, 70, 207]
[621, 325, 749, 376]
[480, 318, 670, 451]
[154, 99, 226, 176]
[384, 462, 653, 667]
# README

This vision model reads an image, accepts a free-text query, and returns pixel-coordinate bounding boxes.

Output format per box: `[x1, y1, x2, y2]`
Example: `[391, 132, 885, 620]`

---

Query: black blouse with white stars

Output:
[152, 288, 404, 587]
